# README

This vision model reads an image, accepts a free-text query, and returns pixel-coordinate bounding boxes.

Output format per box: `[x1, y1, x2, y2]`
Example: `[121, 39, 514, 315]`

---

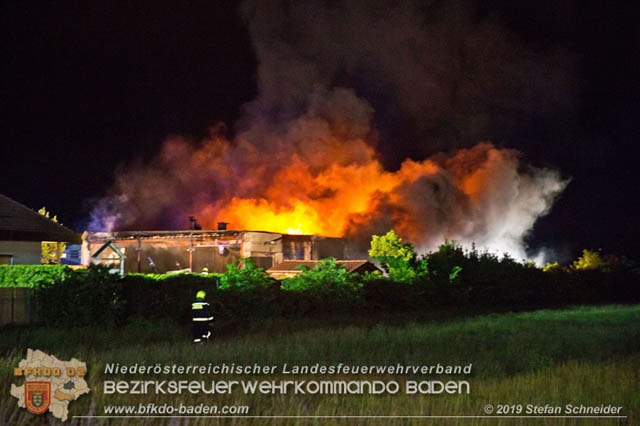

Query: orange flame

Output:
[212, 153, 442, 236]
[97, 126, 564, 260]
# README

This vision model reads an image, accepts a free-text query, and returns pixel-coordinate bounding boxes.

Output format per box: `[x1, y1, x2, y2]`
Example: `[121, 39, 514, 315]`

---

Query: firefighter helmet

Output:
[196, 290, 206, 299]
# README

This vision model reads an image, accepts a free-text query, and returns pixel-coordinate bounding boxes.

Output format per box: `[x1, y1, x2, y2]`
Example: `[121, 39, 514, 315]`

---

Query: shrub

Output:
[424, 239, 466, 279]
[35, 265, 125, 327]
[369, 230, 416, 262]
[281, 258, 362, 294]
[280, 258, 363, 312]
[4, 241, 639, 330]
[543, 262, 561, 272]
[362, 277, 422, 312]
[572, 249, 605, 270]
[218, 258, 274, 291]
[121, 272, 221, 321]
[369, 230, 428, 283]
[0, 265, 74, 287]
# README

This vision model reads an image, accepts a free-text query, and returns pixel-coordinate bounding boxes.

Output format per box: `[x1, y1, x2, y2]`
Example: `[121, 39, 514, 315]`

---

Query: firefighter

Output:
[192, 290, 213, 343]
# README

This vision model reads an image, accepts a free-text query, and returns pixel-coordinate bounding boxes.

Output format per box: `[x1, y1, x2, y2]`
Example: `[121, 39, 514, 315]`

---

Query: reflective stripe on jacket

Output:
[192, 298, 214, 321]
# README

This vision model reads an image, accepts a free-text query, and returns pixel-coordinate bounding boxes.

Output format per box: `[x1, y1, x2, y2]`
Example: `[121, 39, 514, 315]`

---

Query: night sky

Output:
[2, 1, 639, 261]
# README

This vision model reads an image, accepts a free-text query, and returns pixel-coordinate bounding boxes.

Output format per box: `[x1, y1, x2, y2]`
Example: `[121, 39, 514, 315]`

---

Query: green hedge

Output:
[0, 265, 73, 287]
[36, 267, 125, 328]
[280, 258, 364, 311]
[4, 258, 640, 329]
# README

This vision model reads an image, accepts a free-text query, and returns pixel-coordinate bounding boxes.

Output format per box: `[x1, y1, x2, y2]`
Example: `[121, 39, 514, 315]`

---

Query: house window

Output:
[283, 242, 305, 260]
[0, 254, 13, 265]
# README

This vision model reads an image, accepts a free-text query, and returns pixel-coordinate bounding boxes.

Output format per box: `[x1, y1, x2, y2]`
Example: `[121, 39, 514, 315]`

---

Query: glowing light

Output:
[286, 224, 306, 235]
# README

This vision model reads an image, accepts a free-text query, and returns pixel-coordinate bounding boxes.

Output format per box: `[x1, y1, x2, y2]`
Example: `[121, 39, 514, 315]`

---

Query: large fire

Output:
[89, 0, 573, 262]
[213, 151, 442, 238]
[91, 124, 566, 261]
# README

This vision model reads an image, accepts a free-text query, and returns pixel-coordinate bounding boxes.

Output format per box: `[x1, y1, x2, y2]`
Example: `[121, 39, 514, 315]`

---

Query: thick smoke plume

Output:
[90, 0, 574, 261]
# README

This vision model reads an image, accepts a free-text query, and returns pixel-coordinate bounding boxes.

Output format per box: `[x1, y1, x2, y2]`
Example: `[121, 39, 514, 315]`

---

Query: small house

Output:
[0, 194, 80, 265]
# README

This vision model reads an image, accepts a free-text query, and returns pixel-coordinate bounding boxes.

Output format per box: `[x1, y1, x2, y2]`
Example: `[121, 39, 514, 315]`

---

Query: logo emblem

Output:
[25, 382, 51, 415]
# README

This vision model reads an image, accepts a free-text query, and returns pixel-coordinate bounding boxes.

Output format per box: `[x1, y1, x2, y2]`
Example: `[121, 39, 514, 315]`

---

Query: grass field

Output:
[1, 305, 639, 425]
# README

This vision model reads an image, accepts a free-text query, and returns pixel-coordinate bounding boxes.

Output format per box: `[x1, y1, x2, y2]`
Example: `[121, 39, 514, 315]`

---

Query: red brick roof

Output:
[0, 194, 79, 242]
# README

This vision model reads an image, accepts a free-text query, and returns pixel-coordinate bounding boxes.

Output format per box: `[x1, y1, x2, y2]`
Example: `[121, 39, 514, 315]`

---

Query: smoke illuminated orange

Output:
[94, 126, 565, 261]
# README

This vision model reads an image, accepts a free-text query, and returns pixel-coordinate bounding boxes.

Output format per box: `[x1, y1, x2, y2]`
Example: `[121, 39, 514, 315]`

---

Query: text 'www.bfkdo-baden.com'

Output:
[102, 403, 250, 416]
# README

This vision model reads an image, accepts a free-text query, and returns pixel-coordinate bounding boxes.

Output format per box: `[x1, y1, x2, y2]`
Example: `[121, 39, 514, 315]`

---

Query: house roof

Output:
[83, 230, 342, 242]
[84, 230, 244, 241]
[0, 194, 80, 243]
[267, 259, 379, 274]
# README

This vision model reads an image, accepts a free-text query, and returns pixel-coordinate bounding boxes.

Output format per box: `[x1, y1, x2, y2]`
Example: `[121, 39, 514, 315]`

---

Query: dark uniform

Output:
[192, 296, 213, 343]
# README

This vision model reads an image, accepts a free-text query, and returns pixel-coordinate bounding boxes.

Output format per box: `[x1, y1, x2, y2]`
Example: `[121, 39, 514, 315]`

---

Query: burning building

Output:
[81, 224, 347, 274]
[87, 2, 574, 263]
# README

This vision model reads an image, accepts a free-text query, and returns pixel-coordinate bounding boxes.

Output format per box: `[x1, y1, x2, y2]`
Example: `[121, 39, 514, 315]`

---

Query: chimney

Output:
[217, 222, 229, 231]
[188, 216, 201, 230]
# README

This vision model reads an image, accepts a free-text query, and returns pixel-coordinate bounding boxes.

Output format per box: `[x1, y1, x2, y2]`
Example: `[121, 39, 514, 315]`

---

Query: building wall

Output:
[313, 237, 347, 259]
[84, 239, 243, 274]
[82, 231, 350, 274]
[192, 244, 242, 274]
[282, 235, 312, 260]
[0, 240, 41, 265]
[243, 232, 283, 269]
[119, 240, 191, 273]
